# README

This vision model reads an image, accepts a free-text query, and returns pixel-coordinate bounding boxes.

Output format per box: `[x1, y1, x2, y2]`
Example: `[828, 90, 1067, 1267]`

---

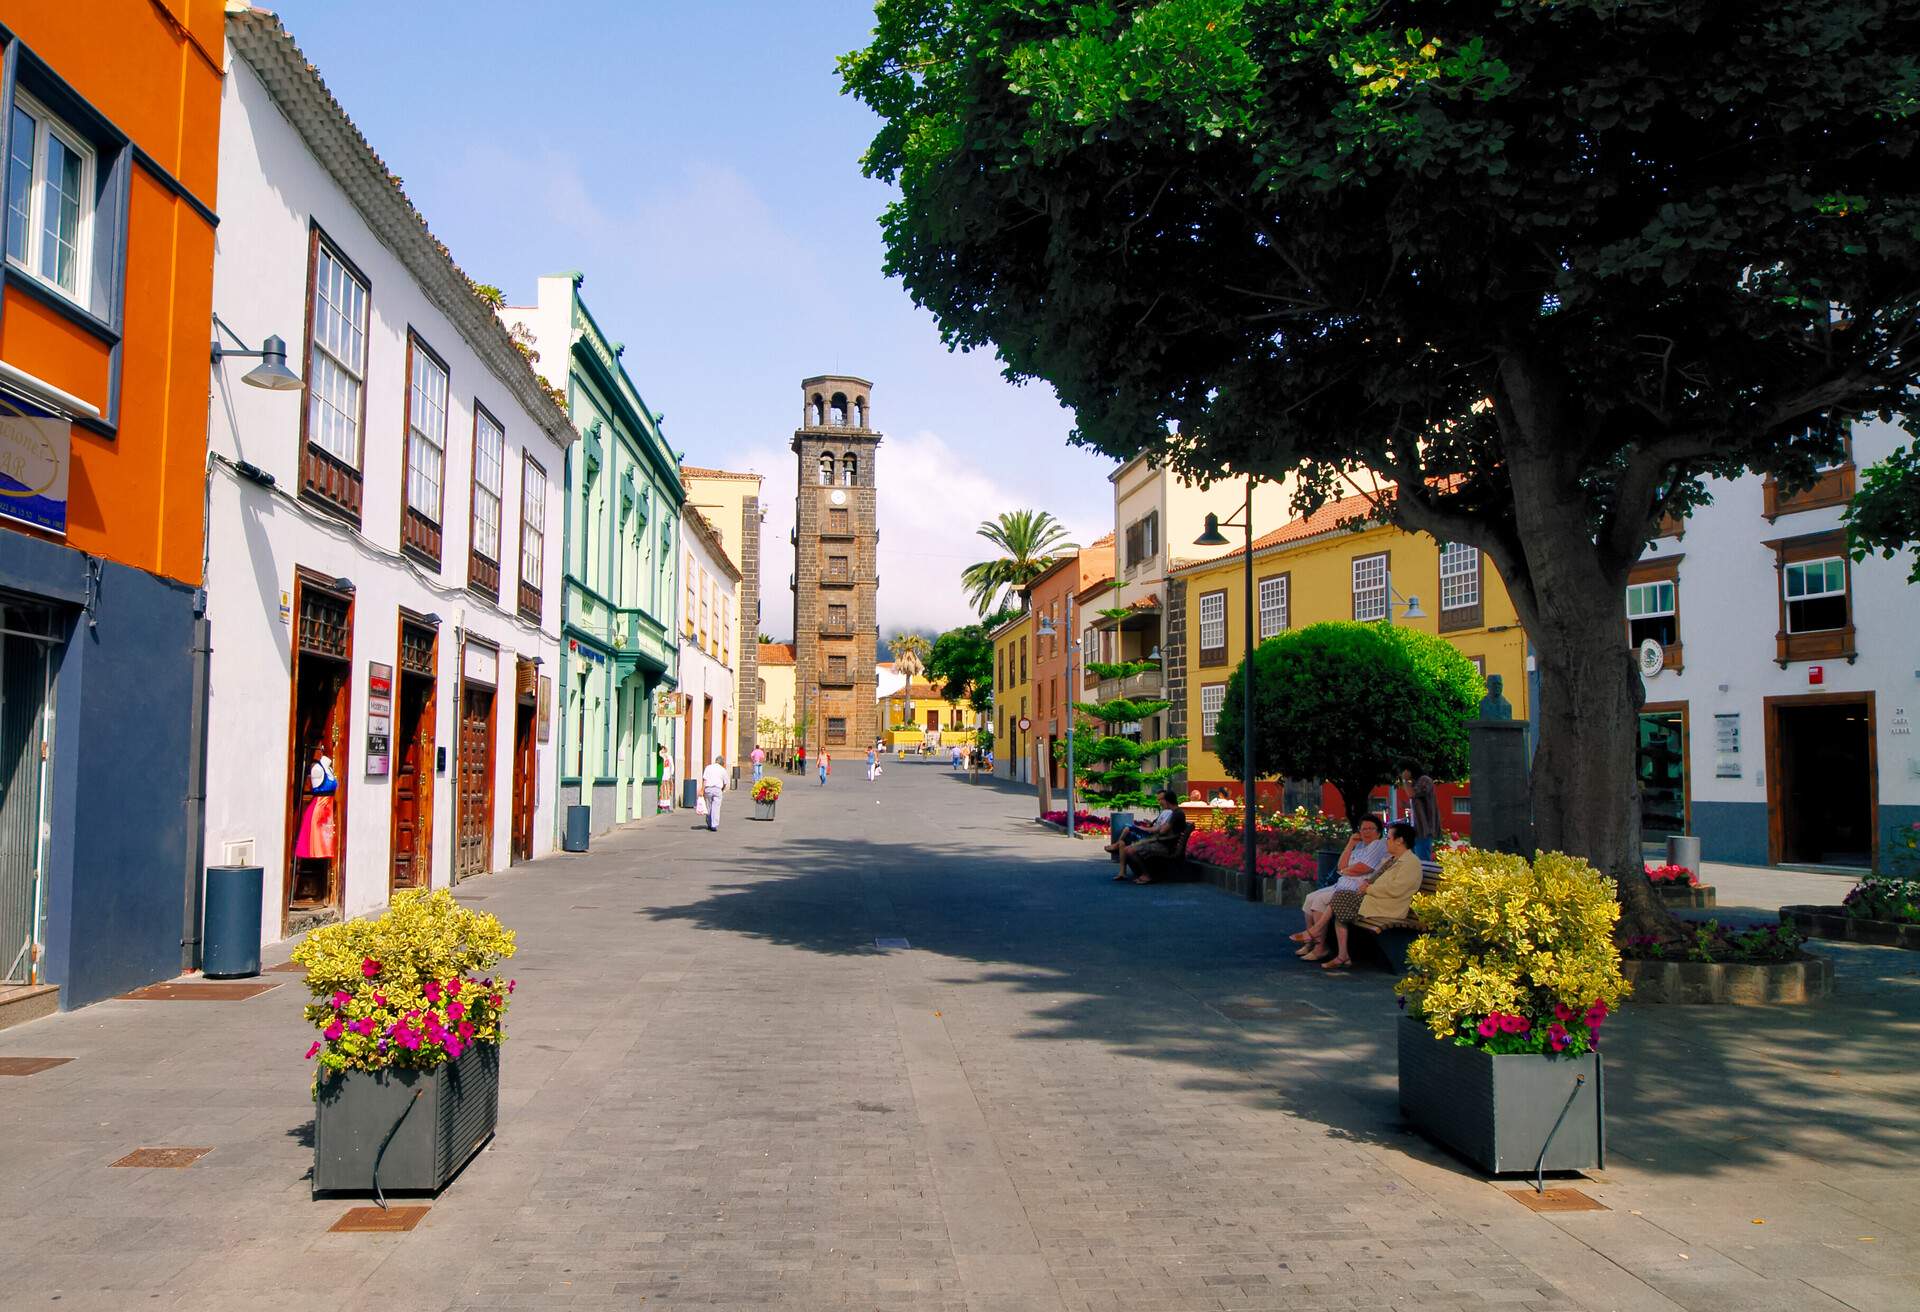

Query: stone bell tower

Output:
[791, 376, 881, 757]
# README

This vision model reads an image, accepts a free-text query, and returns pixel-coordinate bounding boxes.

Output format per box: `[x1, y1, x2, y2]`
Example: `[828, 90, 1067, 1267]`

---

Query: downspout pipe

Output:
[181, 603, 211, 972]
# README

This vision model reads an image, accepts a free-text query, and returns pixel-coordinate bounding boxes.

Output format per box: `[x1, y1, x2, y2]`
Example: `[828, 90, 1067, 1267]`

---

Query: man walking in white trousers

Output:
[702, 755, 728, 832]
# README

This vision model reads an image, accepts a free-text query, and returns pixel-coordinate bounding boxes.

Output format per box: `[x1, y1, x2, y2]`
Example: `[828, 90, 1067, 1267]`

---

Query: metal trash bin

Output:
[1666, 834, 1701, 877]
[563, 803, 591, 852]
[682, 778, 699, 809]
[202, 864, 263, 978]
[1108, 813, 1135, 844]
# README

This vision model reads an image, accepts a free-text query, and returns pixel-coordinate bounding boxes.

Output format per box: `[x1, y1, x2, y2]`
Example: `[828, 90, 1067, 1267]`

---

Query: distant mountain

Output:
[877, 627, 942, 661]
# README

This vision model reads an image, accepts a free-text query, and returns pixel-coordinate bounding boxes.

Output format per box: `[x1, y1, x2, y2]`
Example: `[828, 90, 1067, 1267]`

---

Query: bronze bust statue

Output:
[1479, 673, 1513, 720]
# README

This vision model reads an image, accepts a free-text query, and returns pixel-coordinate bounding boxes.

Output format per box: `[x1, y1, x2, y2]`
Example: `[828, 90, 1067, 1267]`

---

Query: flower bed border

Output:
[1779, 905, 1920, 951]
[1621, 953, 1832, 1004]
[1188, 860, 1313, 906]
[1656, 883, 1718, 910]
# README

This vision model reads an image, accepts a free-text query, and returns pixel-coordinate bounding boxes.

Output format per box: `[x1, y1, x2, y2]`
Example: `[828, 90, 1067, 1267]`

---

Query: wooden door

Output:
[390, 673, 434, 891]
[456, 685, 495, 881]
[512, 701, 535, 862]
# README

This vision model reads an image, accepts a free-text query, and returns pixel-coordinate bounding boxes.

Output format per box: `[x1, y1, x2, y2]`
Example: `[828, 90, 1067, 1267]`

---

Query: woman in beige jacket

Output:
[1304, 821, 1423, 969]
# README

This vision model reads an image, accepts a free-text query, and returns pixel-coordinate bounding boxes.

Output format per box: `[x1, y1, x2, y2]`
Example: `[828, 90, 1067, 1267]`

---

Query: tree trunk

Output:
[1493, 407, 1681, 941]
[1335, 780, 1375, 831]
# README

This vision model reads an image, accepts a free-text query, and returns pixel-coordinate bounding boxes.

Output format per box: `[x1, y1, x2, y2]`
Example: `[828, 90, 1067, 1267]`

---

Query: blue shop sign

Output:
[0, 390, 70, 536]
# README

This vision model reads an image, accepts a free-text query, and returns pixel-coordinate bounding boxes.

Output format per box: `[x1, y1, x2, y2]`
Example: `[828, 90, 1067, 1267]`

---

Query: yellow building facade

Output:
[1171, 493, 1530, 827]
[990, 611, 1033, 782]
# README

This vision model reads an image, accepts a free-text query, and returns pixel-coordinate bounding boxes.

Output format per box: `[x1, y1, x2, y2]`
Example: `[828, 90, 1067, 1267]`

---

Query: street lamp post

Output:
[1380, 563, 1427, 822]
[1037, 592, 1082, 839]
[1195, 480, 1261, 902]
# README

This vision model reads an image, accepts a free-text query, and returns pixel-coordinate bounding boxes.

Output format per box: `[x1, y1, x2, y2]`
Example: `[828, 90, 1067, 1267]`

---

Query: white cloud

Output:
[734, 429, 1108, 640]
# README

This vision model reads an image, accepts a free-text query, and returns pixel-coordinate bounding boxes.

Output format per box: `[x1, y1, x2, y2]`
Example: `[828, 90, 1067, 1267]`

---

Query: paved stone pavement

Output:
[1, 763, 1915, 1311]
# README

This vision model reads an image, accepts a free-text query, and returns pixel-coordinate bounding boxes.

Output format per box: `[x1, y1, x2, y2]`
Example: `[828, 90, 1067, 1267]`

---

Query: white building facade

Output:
[205, 12, 571, 945]
[672, 507, 739, 803]
[1634, 419, 1918, 872]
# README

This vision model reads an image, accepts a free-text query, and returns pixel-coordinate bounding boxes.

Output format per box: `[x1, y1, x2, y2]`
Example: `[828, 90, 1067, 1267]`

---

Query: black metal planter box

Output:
[313, 1041, 499, 1196]
[1397, 1015, 1604, 1175]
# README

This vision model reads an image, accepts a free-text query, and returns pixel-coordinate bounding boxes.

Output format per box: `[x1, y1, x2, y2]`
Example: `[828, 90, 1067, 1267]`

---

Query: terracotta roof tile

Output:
[758, 642, 796, 666]
[680, 466, 762, 481]
[1170, 491, 1385, 575]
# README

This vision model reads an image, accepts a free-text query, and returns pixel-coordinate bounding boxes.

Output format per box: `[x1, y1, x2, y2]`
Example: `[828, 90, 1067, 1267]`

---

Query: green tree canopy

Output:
[926, 622, 997, 713]
[1214, 623, 1477, 830]
[1846, 445, 1920, 584]
[960, 509, 1076, 616]
[844, 0, 1920, 932]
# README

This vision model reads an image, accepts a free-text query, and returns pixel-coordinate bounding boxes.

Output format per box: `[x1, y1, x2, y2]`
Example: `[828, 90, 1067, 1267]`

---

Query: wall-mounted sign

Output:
[365, 662, 393, 776]
[1714, 712, 1741, 779]
[653, 687, 681, 719]
[1017, 716, 1032, 732]
[279, 591, 291, 625]
[1637, 638, 1664, 678]
[1808, 664, 1824, 686]
[538, 675, 553, 742]
[464, 640, 498, 687]
[0, 390, 71, 535]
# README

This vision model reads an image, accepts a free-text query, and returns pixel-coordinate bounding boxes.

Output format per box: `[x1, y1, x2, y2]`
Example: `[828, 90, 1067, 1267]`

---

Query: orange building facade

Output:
[0, 2, 223, 1009]
[1024, 536, 1115, 793]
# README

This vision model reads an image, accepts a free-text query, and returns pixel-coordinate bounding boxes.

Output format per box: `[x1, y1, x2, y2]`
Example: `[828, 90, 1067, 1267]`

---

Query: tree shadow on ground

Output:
[644, 826, 1920, 1183]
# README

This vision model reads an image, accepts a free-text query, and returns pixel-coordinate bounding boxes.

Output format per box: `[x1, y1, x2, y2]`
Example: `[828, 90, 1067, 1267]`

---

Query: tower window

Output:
[854, 397, 867, 428]
[830, 393, 849, 426]
[809, 393, 824, 426]
[841, 454, 858, 486]
[817, 453, 833, 486]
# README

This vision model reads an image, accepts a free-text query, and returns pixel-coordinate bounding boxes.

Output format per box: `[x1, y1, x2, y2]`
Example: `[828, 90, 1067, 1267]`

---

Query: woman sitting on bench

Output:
[1303, 820, 1422, 970]
[1291, 814, 1388, 955]
[1109, 791, 1187, 884]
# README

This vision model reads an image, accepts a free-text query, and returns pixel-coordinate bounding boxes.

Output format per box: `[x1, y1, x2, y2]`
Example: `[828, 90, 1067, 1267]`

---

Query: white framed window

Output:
[1258, 574, 1289, 639]
[1783, 557, 1847, 634]
[1198, 590, 1226, 652]
[5, 94, 94, 305]
[1626, 579, 1676, 647]
[1439, 543, 1480, 612]
[307, 238, 369, 467]
[405, 341, 449, 519]
[1352, 554, 1387, 622]
[1201, 683, 1226, 740]
[520, 457, 547, 589]
[471, 408, 503, 561]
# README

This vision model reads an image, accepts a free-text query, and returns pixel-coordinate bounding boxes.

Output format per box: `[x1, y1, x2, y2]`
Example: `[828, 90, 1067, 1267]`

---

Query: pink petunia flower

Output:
[1477, 1017, 1500, 1038]
[456, 1021, 474, 1040]
[389, 1024, 421, 1051]
[1553, 1003, 1573, 1022]
[506, 980, 516, 993]
[444, 1038, 465, 1060]
[323, 1019, 344, 1041]
[373, 993, 388, 1008]
[1502, 1014, 1530, 1035]
[1547, 1022, 1570, 1051]
[350, 1017, 377, 1036]
[445, 1001, 465, 1023]
[305, 1041, 322, 1060]
[447, 978, 463, 996]
[423, 980, 442, 1004]
[331, 991, 351, 1010]
[361, 958, 381, 978]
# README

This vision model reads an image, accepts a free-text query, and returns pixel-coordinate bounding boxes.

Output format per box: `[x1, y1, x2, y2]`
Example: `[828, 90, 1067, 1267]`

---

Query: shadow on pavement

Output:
[645, 826, 1920, 1183]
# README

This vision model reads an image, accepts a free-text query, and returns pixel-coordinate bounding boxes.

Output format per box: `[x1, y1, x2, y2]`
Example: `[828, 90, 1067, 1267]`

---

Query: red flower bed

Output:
[1644, 862, 1700, 886]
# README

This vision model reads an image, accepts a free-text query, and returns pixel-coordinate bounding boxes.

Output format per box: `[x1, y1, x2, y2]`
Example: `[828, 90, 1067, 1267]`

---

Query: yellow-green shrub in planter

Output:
[1394, 850, 1630, 1174]
[293, 889, 517, 1196]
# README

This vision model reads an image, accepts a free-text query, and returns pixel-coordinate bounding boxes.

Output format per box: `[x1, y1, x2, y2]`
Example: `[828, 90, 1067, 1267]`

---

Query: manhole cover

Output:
[111, 1147, 211, 1168]
[0, 1057, 72, 1076]
[330, 1205, 430, 1233]
[874, 937, 910, 950]
[1508, 1188, 1607, 1212]
[117, 982, 280, 1002]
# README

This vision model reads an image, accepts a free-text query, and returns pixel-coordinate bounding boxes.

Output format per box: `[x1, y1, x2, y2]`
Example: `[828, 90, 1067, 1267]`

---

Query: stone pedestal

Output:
[1469, 719, 1533, 855]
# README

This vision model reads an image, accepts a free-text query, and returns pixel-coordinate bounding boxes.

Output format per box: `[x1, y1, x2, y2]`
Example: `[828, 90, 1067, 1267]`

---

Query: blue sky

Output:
[267, 0, 1118, 635]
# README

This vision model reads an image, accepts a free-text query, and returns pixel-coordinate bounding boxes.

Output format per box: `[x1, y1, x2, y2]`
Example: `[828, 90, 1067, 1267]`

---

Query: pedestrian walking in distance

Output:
[866, 744, 878, 782]
[702, 755, 728, 831]
[819, 751, 831, 786]
[750, 745, 766, 783]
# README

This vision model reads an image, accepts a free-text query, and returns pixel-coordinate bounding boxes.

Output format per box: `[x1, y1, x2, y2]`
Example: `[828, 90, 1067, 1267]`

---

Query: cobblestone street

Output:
[1, 761, 1916, 1311]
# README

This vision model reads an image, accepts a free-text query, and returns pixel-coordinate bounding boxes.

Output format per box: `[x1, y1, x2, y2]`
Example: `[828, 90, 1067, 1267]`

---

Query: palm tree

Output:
[961, 509, 1076, 616]
[890, 633, 930, 733]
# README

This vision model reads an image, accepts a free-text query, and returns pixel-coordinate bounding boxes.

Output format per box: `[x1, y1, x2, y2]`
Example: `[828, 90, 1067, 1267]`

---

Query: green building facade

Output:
[505, 274, 682, 833]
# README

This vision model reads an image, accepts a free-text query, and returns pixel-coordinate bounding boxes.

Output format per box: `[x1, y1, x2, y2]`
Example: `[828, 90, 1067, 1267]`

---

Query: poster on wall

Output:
[366, 662, 393, 775]
[1714, 712, 1740, 779]
[0, 389, 71, 535]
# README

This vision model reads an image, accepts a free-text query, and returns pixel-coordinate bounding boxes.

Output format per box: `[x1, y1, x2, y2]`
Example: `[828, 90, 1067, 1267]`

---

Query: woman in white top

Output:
[1291, 814, 1389, 953]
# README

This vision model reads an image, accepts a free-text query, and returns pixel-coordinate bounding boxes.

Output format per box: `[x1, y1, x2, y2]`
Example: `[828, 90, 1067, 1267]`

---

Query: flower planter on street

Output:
[750, 777, 783, 819]
[752, 800, 777, 821]
[1621, 954, 1832, 1003]
[314, 1040, 499, 1195]
[1780, 904, 1920, 951]
[1397, 1014, 1604, 1174]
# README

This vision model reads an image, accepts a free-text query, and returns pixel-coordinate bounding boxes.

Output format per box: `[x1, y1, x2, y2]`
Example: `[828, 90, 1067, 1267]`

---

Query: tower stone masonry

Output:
[791, 375, 882, 756]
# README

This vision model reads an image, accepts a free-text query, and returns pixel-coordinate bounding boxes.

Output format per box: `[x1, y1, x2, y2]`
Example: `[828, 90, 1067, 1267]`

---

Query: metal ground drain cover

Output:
[874, 937, 910, 950]
[117, 981, 280, 1002]
[111, 1147, 211, 1168]
[330, 1205, 430, 1233]
[1508, 1188, 1607, 1212]
[0, 1057, 72, 1076]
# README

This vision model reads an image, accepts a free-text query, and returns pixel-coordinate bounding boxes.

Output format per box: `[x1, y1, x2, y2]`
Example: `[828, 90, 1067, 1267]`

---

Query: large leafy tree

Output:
[961, 509, 1076, 615]
[844, 0, 1920, 933]
[1846, 446, 1920, 583]
[926, 618, 1001, 713]
[1215, 624, 1478, 827]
